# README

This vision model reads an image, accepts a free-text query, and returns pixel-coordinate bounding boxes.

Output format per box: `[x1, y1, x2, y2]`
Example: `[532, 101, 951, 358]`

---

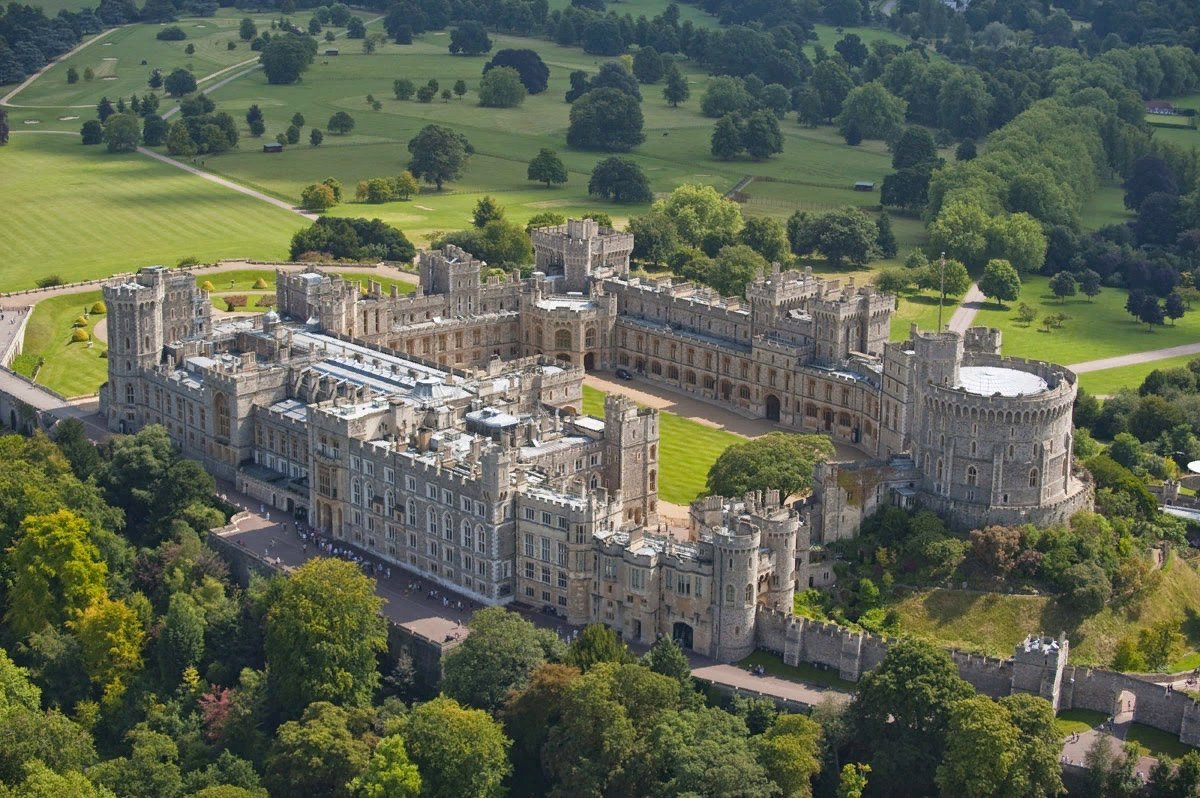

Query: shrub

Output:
[90, 301, 106, 314]
[226, 295, 248, 308]
[35, 275, 63, 288]
[200, 281, 215, 291]
[73, 316, 88, 328]
[156, 26, 187, 40]
[176, 256, 200, 268]
[258, 296, 276, 307]
[253, 277, 269, 289]
[71, 329, 91, 343]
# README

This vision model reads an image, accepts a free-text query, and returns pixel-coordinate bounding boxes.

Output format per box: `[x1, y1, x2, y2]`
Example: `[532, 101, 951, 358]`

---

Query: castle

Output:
[100, 219, 1092, 662]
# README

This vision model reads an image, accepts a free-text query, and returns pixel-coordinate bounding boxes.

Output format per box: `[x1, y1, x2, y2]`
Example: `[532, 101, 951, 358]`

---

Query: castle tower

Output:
[418, 244, 483, 315]
[602, 394, 659, 527]
[753, 490, 798, 612]
[712, 517, 761, 662]
[1011, 634, 1068, 711]
[103, 267, 168, 432]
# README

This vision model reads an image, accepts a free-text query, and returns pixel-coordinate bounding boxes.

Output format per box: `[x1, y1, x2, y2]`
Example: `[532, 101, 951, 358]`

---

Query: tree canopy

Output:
[706, 433, 835, 499]
[407, 124, 472, 190]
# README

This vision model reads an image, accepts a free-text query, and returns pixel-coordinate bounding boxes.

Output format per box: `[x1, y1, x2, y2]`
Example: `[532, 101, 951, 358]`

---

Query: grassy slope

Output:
[1078, 353, 1200, 396]
[1, 134, 303, 291]
[889, 554, 1200, 666]
[582, 383, 739, 505]
[971, 274, 1200, 367]
[20, 290, 109, 397]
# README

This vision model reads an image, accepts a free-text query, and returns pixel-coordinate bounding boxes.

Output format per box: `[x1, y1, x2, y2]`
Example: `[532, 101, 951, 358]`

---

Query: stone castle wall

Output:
[753, 607, 1200, 745]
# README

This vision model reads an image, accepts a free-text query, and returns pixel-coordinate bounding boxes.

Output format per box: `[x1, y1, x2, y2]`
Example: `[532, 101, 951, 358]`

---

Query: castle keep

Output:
[101, 219, 1092, 661]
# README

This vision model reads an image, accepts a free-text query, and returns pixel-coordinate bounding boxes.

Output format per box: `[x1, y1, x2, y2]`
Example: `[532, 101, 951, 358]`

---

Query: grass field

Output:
[1078, 353, 1200, 396]
[891, 288, 958, 340]
[737, 649, 857, 691]
[1079, 183, 1132, 231]
[19, 291, 109, 398]
[970, 274, 1200, 368]
[1128, 723, 1195, 759]
[1055, 709, 1107, 738]
[1, 134, 304, 291]
[581, 383, 740, 505]
[888, 554, 1200, 666]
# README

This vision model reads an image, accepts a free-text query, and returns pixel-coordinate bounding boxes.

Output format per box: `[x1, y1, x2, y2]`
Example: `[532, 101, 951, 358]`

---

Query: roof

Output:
[956, 366, 1048, 397]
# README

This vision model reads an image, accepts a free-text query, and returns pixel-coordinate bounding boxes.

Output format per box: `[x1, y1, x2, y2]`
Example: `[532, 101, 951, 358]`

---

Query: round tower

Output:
[712, 517, 760, 662]
[756, 491, 798, 612]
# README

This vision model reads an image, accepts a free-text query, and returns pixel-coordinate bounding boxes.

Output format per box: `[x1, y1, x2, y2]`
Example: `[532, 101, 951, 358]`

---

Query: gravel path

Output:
[1068, 342, 1200, 374]
[947, 282, 987, 333]
[0, 27, 122, 109]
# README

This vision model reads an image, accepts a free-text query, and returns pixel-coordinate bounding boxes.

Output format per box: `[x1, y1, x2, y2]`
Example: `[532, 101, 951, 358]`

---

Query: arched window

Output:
[966, 466, 977, 487]
[745, 584, 753, 603]
[406, 500, 416, 527]
[667, 365, 679, 380]
[385, 490, 393, 512]
[1029, 468, 1039, 487]
[590, 473, 600, 489]
[214, 392, 231, 438]
[125, 383, 135, 404]
[584, 327, 596, 348]
[738, 385, 751, 400]
[427, 508, 438, 535]
[462, 519, 472, 547]
[443, 512, 453, 540]
[351, 479, 361, 505]
[725, 585, 734, 605]
[649, 469, 656, 491]
[936, 458, 943, 481]
[554, 329, 572, 350]
[476, 525, 485, 553]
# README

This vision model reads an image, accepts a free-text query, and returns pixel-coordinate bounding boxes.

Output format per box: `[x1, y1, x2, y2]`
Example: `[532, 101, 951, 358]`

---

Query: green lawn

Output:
[1079, 183, 1132, 231]
[19, 291, 109, 398]
[971, 275, 1200, 368]
[1055, 709, 1107, 738]
[1127, 723, 1195, 760]
[197, 269, 278, 292]
[888, 555, 1200, 666]
[891, 288, 958, 340]
[1078, 354, 1200, 396]
[737, 649, 857, 692]
[210, 292, 274, 311]
[582, 384, 740, 505]
[1, 134, 304, 291]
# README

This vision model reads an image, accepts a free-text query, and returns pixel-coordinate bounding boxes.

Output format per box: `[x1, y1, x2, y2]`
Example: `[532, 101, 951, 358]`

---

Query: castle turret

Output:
[712, 516, 761, 661]
[602, 394, 659, 526]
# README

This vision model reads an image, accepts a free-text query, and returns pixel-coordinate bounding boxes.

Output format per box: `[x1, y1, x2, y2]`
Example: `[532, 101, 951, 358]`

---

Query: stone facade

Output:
[100, 219, 1095, 664]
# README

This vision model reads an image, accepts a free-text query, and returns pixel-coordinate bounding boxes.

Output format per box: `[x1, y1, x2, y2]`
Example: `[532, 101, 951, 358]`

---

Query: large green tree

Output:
[349, 734, 421, 798]
[265, 558, 387, 717]
[259, 34, 316, 85]
[502, 664, 580, 798]
[653, 184, 743, 249]
[407, 124, 472, 190]
[711, 244, 770, 297]
[849, 639, 974, 798]
[442, 607, 564, 712]
[527, 148, 567, 187]
[265, 702, 371, 798]
[755, 713, 823, 798]
[405, 696, 512, 798]
[978, 258, 1021, 307]
[706, 433, 834, 499]
[477, 66, 526, 108]
[103, 113, 141, 153]
[5, 510, 108, 639]
[835, 82, 907, 143]
[567, 88, 645, 152]
[588, 157, 653, 203]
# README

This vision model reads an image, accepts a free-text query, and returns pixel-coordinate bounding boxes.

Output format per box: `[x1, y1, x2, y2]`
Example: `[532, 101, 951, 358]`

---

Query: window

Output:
[540, 538, 551, 562]
[745, 584, 753, 603]
[426, 482, 438, 499]
[524, 533, 535, 557]
[554, 329, 571, 349]
[630, 568, 645, 590]
[557, 571, 567, 588]
[406, 500, 416, 527]
[725, 585, 734, 605]
[966, 466, 977, 487]
[525, 562, 535, 579]
[1029, 468, 1039, 487]
[541, 566, 551, 584]
[541, 511, 552, 526]
[524, 507, 535, 521]
[427, 508, 438, 536]
[214, 392, 231, 438]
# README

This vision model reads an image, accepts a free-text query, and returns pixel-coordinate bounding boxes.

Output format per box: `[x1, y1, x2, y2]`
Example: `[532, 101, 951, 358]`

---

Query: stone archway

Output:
[673, 621, 694, 650]
[765, 394, 781, 422]
[1114, 689, 1136, 723]
[584, 352, 595, 371]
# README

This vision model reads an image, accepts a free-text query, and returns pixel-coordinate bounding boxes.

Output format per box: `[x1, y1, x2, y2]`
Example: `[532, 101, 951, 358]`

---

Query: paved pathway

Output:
[947, 282, 987, 333]
[1060, 717, 1157, 778]
[1068, 342, 1200, 374]
[136, 147, 319, 218]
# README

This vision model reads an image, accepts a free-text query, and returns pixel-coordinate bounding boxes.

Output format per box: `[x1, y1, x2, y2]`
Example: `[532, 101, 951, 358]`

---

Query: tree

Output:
[1049, 271, 1077, 303]
[588, 157, 652, 203]
[875, 211, 898, 258]
[874, 267, 912, 295]
[165, 121, 195, 156]
[582, 18, 624, 56]
[5, 510, 107, 639]
[141, 114, 167, 146]
[707, 433, 834, 498]
[663, 63, 689, 107]
[805, 207, 880, 266]
[477, 66, 526, 108]
[1165, 291, 1187, 325]
[979, 259, 1021, 307]
[1079, 269, 1102, 302]
[327, 111, 355, 135]
[80, 119, 104, 145]
[741, 110, 783, 160]
[239, 17, 257, 40]
[568, 88, 644, 152]
[740, 216, 788, 263]
[502, 664, 579, 796]
[90, 729, 181, 798]
[836, 82, 907, 142]
[710, 115, 743, 160]
[69, 597, 144, 700]
[260, 34, 316, 85]
[811, 59, 853, 121]
[265, 558, 387, 716]
[301, 183, 338, 211]
[393, 79, 415, 100]
[880, 168, 930, 211]
[1138, 620, 1183, 671]
[310, 128, 323, 146]
[700, 76, 752, 118]
[527, 148, 567, 188]
[711, 244, 769, 296]
[632, 46, 663, 84]
[838, 763, 870, 798]
[646, 708, 776, 796]
[407, 124, 471, 190]
[654, 184, 743, 249]
[641, 635, 691, 686]
[484, 49, 549, 94]
[265, 702, 370, 798]
[163, 68, 196, 97]
[285, 124, 300, 144]
[453, 79, 467, 99]
[448, 21, 492, 55]
[985, 212, 1047, 274]
[565, 624, 633, 672]
[1123, 155, 1177, 210]
[442, 607, 564, 712]
[346, 16, 366, 37]
[850, 639, 974, 798]
[472, 195, 504, 228]
[917, 258, 971, 307]
[405, 697, 511, 798]
[756, 714, 823, 798]
[290, 217, 415, 261]
[929, 201, 989, 267]
[349, 734, 420, 798]
[1139, 297, 1166, 329]
[956, 139, 977, 161]
[891, 126, 938, 170]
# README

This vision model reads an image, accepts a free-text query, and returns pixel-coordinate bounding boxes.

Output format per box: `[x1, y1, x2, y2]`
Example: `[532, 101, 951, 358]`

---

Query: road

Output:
[947, 282, 986, 333]
[1068, 341, 1200, 374]
[0, 27, 121, 109]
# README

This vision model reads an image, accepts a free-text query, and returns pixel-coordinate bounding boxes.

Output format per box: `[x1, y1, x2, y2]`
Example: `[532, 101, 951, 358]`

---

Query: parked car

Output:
[615, 368, 633, 380]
